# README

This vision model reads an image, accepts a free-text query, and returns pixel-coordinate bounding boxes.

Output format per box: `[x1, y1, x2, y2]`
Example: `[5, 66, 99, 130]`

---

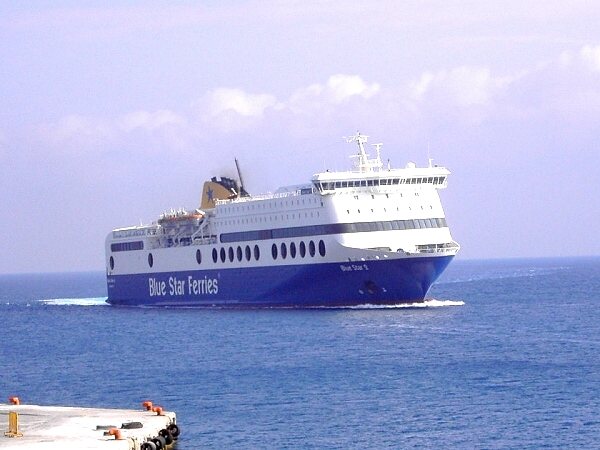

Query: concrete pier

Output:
[1, 402, 177, 449]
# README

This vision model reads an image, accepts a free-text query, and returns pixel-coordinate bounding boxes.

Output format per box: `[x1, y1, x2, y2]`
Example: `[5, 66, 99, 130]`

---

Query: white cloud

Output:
[556, 44, 600, 72]
[194, 88, 280, 133]
[195, 76, 380, 131]
[410, 66, 504, 107]
[37, 110, 190, 153]
[38, 115, 113, 148]
[119, 110, 186, 132]
[325, 74, 380, 103]
[287, 75, 380, 115]
[204, 88, 278, 118]
[579, 45, 600, 72]
[34, 46, 600, 151]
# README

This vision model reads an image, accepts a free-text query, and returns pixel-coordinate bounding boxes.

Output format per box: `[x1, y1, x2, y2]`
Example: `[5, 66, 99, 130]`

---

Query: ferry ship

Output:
[105, 133, 459, 307]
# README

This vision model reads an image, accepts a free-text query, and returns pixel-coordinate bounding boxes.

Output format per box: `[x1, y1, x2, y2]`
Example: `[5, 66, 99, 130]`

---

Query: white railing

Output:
[215, 189, 311, 205]
[414, 242, 460, 254]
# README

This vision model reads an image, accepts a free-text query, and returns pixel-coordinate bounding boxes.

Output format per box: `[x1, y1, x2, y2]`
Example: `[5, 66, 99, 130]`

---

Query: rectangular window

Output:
[111, 241, 144, 252]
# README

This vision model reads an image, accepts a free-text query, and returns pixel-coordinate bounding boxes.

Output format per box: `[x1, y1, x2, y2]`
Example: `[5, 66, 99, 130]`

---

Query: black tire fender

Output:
[158, 428, 174, 445]
[167, 423, 180, 438]
[151, 437, 164, 450]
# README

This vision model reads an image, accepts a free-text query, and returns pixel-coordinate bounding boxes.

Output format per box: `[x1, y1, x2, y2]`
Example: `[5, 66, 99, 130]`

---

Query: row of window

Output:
[220, 195, 320, 214]
[108, 238, 329, 271]
[316, 176, 446, 191]
[204, 240, 327, 264]
[210, 245, 261, 264]
[220, 217, 447, 243]
[111, 241, 144, 252]
[220, 210, 320, 227]
[272, 240, 326, 260]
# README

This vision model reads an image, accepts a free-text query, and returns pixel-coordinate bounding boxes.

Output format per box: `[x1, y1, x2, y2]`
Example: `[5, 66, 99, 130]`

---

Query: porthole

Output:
[309, 240, 316, 257]
[254, 244, 260, 261]
[148, 253, 154, 268]
[299, 241, 306, 258]
[245, 245, 251, 261]
[212, 248, 218, 263]
[220, 248, 226, 263]
[281, 243, 287, 259]
[109, 256, 114, 270]
[272, 243, 278, 260]
[319, 240, 326, 257]
[290, 242, 297, 258]
[237, 246, 243, 262]
[228, 247, 234, 262]
[196, 249, 202, 264]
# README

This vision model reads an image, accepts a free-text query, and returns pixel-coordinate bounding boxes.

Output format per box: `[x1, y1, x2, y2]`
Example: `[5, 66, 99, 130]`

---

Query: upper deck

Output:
[312, 132, 450, 192]
[214, 132, 450, 206]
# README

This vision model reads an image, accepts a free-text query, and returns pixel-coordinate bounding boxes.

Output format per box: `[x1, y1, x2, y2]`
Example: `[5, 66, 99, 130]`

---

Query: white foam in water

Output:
[39, 297, 109, 306]
[345, 299, 465, 309]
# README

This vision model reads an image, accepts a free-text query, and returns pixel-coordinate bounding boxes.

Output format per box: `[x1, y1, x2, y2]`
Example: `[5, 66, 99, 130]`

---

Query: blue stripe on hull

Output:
[106, 255, 454, 307]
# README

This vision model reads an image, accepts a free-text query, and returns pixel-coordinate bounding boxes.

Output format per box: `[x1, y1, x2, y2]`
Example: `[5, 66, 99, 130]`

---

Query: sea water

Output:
[1, 257, 599, 449]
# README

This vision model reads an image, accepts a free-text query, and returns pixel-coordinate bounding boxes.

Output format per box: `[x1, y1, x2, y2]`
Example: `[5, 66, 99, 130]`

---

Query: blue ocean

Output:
[1, 257, 599, 449]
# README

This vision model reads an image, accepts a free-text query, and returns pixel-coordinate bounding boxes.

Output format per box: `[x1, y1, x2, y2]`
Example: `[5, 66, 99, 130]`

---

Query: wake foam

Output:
[39, 297, 108, 306]
[340, 299, 465, 309]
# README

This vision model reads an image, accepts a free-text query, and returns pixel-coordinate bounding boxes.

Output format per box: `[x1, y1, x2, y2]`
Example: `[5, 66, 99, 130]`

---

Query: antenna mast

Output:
[234, 158, 246, 197]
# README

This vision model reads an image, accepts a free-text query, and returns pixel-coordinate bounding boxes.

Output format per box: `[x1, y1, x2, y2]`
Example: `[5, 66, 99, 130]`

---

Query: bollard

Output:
[4, 411, 23, 438]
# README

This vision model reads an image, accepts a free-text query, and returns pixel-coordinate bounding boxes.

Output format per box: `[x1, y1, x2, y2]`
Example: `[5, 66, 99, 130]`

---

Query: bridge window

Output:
[111, 241, 144, 252]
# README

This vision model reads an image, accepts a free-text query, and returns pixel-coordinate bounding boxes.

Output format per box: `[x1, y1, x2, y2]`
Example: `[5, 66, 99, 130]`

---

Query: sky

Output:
[1, 0, 599, 273]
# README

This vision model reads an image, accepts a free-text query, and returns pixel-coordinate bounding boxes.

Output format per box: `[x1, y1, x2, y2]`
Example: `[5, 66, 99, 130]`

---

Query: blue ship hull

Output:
[106, 255, 454, 307]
